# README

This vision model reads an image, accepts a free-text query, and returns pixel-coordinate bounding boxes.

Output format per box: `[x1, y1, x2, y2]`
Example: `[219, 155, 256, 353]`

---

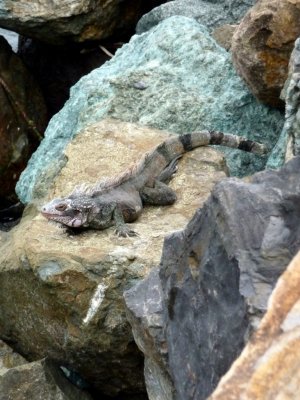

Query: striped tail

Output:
[178, 130, 267, 156]
[134, 130, 267, 189]
[153, 130, 267, 165]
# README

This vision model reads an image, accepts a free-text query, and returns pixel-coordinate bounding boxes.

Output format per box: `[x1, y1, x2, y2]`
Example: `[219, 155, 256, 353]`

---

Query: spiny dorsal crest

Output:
[69, 152, 152, 197]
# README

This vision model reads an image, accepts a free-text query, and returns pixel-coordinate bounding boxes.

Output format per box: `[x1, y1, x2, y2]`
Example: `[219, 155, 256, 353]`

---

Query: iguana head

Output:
[41, 197, 93, 228]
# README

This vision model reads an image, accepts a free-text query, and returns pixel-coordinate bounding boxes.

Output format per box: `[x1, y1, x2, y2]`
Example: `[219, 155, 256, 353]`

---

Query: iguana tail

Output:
[72, 131, 267, 196]
[132, 130, 267, 189]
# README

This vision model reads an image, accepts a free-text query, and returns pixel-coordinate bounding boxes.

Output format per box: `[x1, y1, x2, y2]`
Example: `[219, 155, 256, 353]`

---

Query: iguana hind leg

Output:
[141, 180, 177, 205]
[157, 156, 181, 184]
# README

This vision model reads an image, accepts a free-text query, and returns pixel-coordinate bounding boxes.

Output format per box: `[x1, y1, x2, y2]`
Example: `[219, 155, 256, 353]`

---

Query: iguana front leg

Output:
[113, 206, 137, 237]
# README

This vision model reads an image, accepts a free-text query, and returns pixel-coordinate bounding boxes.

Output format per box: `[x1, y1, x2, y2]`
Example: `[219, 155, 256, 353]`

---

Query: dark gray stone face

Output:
[125, 156, 300, 400]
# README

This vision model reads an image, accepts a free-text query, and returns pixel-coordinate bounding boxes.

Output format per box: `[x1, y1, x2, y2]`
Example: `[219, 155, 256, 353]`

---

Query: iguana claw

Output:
[115, 225, 138, 237]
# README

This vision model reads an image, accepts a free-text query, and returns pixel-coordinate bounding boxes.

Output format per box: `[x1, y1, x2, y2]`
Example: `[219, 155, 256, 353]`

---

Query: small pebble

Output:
[132, 81, 148, 90]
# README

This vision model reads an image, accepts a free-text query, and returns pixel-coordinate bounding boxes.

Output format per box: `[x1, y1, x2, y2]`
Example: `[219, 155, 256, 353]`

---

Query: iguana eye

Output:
[55, 203, 67, 211]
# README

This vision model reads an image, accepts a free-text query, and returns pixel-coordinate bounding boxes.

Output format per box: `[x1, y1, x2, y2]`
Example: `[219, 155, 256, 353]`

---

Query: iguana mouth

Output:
[41, 211, 60, 218]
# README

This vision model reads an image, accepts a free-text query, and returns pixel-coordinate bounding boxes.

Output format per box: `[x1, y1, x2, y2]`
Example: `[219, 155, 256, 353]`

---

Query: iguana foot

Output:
[115, 225, 138, 237]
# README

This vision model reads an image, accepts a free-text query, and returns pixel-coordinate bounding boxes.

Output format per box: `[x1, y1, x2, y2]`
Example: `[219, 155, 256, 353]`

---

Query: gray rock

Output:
[125, 268, 174, 400]
[136, 0, 255, 34]
[16, 16, 283, 204]
[268, 37, 300, 167]
[0, 358, 92, 400]
[209, 249, 300, 400]
[124, 156, 300, 400]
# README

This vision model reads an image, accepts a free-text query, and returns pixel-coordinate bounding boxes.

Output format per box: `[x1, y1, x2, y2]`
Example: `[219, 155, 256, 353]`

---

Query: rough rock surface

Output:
[136, 0, 255, 34]
[0, 35, 47, 203]
[231, 0, 300, 108]
[124, 156, 300, 400]
[0, 1, 165, 44]
[268, 37, 300, 168]
[212, 24, 237, 51]
[0, 358, 92, 400]
[0, 340, 27, 374]
[16, 16, 283, 204]
[210, 250, 300, 399]
[0, 119, 227, 396]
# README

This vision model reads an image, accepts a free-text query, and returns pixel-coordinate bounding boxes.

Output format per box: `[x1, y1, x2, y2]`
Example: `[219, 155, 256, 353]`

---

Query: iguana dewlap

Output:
[41, 130, 266, 237]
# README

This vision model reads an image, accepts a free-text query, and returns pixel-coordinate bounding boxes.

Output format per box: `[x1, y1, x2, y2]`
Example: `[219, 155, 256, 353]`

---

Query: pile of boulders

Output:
[1, 1, 300, 399]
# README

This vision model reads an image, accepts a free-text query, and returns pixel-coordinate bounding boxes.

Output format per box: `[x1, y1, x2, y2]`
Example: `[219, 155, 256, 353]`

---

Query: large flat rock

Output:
[0, 119, 227, 397]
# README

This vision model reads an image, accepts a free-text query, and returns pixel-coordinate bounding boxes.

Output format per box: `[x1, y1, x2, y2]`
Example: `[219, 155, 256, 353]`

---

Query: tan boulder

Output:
[0, 119, 227, 396]
[210, 249, 300, 399]
[231, 0, 300, 108]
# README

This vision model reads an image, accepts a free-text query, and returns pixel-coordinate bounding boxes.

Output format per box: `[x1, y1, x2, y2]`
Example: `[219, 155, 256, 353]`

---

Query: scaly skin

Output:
[41, 130, 267, 236]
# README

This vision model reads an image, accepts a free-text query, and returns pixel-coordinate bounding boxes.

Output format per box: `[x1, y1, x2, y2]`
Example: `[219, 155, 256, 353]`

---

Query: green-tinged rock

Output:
[16, 16, 283, 204]
[136, 0, 255, 34]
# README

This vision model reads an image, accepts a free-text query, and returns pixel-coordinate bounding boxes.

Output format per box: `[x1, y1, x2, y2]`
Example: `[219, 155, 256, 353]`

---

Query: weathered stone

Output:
[0, 0, 165, 44]
[0, 35, 47, 203]
[210, 250, 300, 399]
[0, 358, 92, 400]
[125, 268, 174, 400]
[231, 0, 300, 108]
[124, 156, 300, 400]
[0, 340, 27, 375]
[212, 24, 237, 51]
[136, 0, 255, 34]
[0, 119, 227, 396]
[16, 16, 283, 204]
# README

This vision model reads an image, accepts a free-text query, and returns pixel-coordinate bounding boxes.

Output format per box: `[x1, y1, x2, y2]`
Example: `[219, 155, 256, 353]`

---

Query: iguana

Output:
[41, 130, 267, 237]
